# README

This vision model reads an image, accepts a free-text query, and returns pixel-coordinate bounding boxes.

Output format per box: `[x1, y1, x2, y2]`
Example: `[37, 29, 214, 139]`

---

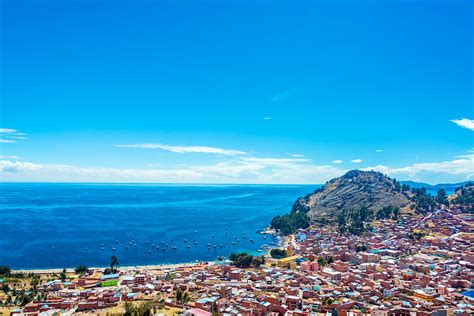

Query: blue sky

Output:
[1, 0, 473, 184]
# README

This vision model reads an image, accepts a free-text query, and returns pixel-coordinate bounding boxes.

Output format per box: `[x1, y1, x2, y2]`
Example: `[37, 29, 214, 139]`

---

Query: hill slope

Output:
[292, 170, 412, 220]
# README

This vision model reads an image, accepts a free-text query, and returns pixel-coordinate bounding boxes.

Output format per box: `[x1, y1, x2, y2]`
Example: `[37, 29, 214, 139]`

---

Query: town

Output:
[0, 204, 472, 316]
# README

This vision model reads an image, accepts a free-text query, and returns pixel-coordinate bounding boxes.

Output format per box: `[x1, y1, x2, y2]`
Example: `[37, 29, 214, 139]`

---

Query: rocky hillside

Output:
[293, 170, 412, 220]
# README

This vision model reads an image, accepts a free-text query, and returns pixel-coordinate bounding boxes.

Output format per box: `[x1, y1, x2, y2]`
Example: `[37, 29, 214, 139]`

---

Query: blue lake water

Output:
[0, 183, 313, 269]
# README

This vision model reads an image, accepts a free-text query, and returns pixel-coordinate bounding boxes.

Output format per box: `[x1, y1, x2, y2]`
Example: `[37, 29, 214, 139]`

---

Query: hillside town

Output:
[0, 203, 472, 316]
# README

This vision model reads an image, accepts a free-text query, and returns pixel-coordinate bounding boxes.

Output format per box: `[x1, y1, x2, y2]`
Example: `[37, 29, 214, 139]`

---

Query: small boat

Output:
[112, 247, 116, 251]
[194, 241, 198, 245]
[172, 246, 177, 250]
[195, 230, 198, 234]
[186, 245, 190, 249]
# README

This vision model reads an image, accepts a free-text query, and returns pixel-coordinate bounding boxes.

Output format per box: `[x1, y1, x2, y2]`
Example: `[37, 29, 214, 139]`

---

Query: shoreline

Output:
[10, 229, 287, 274]
[11, 261, 217, 274]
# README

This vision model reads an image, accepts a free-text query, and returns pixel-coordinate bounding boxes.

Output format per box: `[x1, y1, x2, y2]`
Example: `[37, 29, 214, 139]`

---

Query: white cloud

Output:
[332, 160, 343, 164]
[351, 159, 362, 163]
[290, 154, 305, 158]
[450, 118, 474, 131]
[0, 139, 16, 143]
[0, 156, 346, 184]
[116, 143, 246, 156]
[3, 152, 473, 184]
[376, 149, 383, 153]
[0, 128, 28, 143]
[362, 153, 474, 183]
[0, 128, 18, 133]
[263, 117, 271, 120]
[0, 155, 21, 159]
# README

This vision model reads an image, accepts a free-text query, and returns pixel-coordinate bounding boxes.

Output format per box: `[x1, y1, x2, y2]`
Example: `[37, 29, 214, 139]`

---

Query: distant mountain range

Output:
[400, 180, 471, 193]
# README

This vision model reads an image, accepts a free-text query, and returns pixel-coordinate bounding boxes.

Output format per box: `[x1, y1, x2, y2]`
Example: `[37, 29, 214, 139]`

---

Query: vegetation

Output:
[123, 301, 155, 316]
[355, 245, 367, 252]
[376, 206, 400, 220]
[229, 252, 265, 268]
[337, 206, 374, 236]
[410, 187, 436, 213]
[175, 288, 190, 305]
[104, 255, 119, 274]
[408, 230, 427, 240]
[436, 188, 449, 206]
[271, 211, 310, 235]
[0, 266, 11, 276]
[317, 256, 332, 266]
[74, 265, 88, 274]
[270, 248, 287, 259]
[452, 183, 474, 213]
[60, 268, 67, 282]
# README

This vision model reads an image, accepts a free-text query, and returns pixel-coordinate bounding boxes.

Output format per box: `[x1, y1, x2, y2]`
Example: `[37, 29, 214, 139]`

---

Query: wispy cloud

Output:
[332, 160, 343, 164]
[0, 128, 18, 134]
[450, 118, 474, 131]
[290, 154, 304, 158]
[0, 156, 346, 184]
[375, 149, 383, 153]
[263, 117, 271, 120]
[0, 128, 28, 143]
[116, 143, 247, 156]
[351, 159, 362, 163]
[362, 152, 474, 183]
[0, 155, 21, 159]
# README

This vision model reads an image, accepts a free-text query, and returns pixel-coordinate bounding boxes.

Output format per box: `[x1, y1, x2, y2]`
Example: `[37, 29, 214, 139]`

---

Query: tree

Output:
[229, 252, 265, 268]
[271, 211, 310, 235]
[74, 265, 88, 274]
[176, 288, 190, 305]
[60, 268, 66, 282]
[124, 301, 154, 316]
[110, 255, 118, 272]
[270, 248, 287, 259]
[0, 266, 11, 276]
[436, 188, 448, 206]
[317, 257, 327, 266]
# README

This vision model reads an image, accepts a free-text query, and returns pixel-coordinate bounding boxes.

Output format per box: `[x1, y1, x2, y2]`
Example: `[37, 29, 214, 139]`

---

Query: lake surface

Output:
[0, 183, 314, 269]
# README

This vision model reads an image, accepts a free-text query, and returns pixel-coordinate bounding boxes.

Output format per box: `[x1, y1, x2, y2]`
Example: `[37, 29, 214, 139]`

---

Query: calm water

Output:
[0, 183, 313, 269]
